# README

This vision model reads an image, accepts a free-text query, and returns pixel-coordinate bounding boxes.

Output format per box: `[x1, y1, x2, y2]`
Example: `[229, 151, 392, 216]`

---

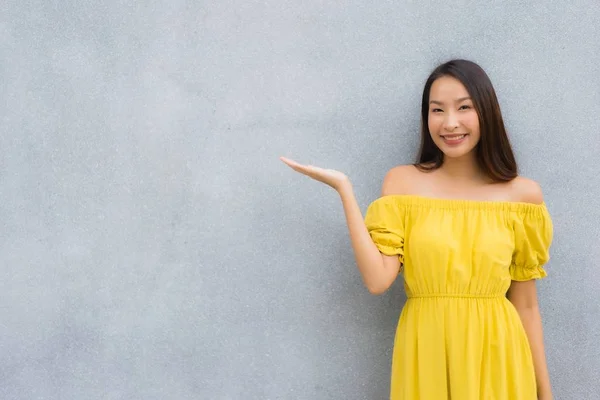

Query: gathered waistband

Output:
[407, 293, 504, 299]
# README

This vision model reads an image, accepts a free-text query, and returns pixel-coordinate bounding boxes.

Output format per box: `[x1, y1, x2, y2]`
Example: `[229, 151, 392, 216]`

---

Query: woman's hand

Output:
[279, 156, 351, 193]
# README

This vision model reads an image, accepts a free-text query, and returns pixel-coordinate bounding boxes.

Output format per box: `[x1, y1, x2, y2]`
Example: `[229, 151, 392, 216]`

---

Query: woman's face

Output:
[427, 76, 481, 159]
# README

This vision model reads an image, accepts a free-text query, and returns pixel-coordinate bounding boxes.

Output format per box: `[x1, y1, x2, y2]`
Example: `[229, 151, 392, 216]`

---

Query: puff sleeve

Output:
[364, 197, 405, 263]
[510, 205, 554, 281]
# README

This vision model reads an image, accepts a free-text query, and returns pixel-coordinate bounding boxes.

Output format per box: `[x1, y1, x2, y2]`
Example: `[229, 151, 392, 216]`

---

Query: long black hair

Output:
[415, 59, 517, 182]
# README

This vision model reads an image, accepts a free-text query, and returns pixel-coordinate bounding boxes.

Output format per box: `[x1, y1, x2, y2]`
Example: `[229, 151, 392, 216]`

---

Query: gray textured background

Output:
[1, 1, 599, 399]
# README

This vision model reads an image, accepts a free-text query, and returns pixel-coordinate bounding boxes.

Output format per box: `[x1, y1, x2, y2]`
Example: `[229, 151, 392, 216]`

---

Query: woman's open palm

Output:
[280, 156, 350, 192]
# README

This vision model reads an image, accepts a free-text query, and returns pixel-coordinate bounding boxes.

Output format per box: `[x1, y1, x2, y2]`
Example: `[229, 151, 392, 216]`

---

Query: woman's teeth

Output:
[443, 134, 466, 141]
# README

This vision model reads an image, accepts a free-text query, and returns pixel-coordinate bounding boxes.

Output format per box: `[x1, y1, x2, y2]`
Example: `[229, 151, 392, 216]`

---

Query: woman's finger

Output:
[279, 156, 302, 170]
[280, 156, 346, 189]
[280, 156, 336, 185]
[280, 157, 313, 174]
[279, 156, 295, 165]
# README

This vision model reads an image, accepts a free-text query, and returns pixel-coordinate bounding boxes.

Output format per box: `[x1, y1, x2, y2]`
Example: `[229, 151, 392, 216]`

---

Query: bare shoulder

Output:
[509, 176, 545, 204]
[381, 164, 419, 196]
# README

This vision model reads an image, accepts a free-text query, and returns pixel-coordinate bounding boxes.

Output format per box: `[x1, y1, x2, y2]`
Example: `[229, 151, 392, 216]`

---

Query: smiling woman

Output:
[280, 59, 554, 400]
[428, 79, 480, 151]
[416, 60, 517, 182]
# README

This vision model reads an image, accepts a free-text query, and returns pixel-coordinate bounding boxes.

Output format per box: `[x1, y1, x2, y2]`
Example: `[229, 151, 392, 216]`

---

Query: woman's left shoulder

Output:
[507, 176, 545, 205]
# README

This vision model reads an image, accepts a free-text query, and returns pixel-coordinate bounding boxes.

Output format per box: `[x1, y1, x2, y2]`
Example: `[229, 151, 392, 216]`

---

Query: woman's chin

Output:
[440, 146, 476, 159]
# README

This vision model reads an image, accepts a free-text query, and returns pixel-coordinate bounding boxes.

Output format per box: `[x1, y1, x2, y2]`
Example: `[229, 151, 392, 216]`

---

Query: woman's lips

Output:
[441, 134, 468, 145]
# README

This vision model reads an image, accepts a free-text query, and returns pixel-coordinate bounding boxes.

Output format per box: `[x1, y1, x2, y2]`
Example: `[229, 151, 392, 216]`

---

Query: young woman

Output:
[280, 59, 553, 399]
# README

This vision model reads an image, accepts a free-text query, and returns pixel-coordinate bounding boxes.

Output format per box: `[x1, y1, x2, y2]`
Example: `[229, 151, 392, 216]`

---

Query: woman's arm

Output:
[507, 177, 553, 398]
[507, 280, 552, 400]
[338, 182, 400, 294]
[279, 156, 400, 294]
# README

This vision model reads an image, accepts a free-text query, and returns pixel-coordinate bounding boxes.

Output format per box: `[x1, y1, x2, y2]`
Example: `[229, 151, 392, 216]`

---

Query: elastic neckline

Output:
[373, 194, 548, 214]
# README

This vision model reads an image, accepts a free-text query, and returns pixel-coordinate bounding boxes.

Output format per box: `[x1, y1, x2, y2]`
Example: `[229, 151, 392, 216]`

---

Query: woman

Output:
[280, 59, 553, 399]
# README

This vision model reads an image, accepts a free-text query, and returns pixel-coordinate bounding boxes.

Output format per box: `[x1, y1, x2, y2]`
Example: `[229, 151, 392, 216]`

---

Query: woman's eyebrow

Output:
[429, 97, 472, 105]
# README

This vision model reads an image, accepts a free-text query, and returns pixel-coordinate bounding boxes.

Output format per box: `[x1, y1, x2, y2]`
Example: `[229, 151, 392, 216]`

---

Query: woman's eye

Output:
[459, 105, 472, 110]
[432, 108, 442, 113]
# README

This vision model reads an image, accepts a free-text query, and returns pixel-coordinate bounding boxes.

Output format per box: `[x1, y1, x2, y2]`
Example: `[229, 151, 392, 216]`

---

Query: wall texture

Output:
[1, 1, 599, 399]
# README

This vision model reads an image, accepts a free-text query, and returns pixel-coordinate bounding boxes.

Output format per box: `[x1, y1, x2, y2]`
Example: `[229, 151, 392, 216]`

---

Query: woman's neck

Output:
[438, 155, 486, 183]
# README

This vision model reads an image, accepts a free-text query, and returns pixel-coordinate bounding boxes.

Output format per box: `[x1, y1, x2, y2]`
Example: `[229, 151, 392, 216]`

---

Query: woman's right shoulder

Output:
[381, 164, 420, 196]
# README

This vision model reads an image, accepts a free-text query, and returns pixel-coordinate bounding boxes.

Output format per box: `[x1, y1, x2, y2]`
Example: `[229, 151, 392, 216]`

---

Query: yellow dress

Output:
[364, 195, 553, 400]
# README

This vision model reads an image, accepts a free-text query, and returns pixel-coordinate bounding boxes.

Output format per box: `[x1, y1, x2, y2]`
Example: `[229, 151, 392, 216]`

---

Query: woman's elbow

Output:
[365, 280, 392, 295]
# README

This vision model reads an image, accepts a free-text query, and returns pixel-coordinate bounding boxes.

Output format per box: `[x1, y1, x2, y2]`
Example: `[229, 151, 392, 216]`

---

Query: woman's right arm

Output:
[280, 156, 401, 295]
[338, 181, 401, 294]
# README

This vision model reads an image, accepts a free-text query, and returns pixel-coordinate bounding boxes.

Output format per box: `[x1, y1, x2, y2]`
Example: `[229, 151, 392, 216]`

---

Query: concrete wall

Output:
[1, 1, 598, 398]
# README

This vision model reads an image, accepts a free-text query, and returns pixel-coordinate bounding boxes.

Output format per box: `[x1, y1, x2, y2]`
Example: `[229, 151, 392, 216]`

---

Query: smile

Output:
[440, 134, 469, 145]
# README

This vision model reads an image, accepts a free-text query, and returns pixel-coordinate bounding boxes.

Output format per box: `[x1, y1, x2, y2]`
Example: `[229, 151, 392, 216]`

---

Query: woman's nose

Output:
[444, 114, 460, 131]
